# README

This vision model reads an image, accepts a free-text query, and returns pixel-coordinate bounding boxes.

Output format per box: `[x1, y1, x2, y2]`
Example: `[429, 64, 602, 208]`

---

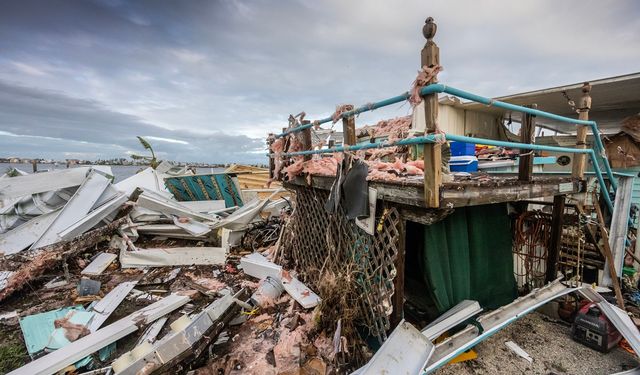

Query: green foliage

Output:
[0, 345, 27, 373]
[131, 136, 159, 169]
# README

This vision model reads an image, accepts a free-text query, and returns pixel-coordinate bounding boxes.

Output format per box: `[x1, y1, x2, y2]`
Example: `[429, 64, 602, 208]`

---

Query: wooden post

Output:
[267, 133, 275, 179]
[421, 17, 441, 208]
[518, 104, 536, 182]
[545, 194, 565, 282]
[342, 105, 356, 146]
[593, 200, 626, 309]
[301, 120, 312, 161]
[390, 218, 406, 330]
[571, 83, 592, 178]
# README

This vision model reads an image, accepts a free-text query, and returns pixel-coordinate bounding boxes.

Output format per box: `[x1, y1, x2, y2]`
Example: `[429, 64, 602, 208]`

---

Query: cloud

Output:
[0, 80, 265, 163]
[0, 0, 638, 162]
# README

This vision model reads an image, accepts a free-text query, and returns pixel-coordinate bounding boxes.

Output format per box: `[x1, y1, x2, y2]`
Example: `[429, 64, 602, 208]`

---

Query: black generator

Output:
[571, 303, 621, 353]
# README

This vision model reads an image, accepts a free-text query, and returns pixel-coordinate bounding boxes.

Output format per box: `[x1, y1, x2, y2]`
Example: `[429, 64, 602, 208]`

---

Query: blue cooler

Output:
[450, 155, 478, 172]
[450, 141, 475, 156]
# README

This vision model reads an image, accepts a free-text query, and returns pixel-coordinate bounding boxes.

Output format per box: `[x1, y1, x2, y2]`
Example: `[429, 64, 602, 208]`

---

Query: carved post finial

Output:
[423, 17, 437, 41]
[580, 82, 592, 111]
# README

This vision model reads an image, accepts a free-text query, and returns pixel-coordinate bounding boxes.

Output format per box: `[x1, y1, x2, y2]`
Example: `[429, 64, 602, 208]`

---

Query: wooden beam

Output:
[571, 83, 592, 178]
[420, 18, 441, 208]
[267, 133, 275, 179]
[518, 104, 536, 182]
[545, 195, 565, 282]
[390, 218, 406, 330]
[342, 105, 356, 146]
[301, 120, 312, 162]
[592, 199, 625, 309]
[423, 143, 441, 208]
[285, 176, 584, 209]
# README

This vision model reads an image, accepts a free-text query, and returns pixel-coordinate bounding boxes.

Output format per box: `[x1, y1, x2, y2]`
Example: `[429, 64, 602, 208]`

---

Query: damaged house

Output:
[267, 18, 640, 374]
[0, 17, 639, 375]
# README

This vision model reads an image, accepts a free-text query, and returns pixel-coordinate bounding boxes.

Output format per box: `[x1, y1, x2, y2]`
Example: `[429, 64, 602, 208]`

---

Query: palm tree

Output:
[130, 136, 159, 169]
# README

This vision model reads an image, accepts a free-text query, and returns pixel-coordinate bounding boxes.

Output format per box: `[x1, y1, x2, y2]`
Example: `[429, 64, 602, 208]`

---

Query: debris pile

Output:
[0, 163, 348, 375]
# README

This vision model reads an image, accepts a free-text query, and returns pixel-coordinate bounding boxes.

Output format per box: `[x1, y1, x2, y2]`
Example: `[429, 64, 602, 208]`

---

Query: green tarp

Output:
[421, 203, 517, 313]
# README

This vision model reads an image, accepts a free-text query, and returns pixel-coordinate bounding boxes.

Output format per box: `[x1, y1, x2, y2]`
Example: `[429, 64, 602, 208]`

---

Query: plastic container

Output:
[449, 156, 478, 172]
[450, 141, 476, 156]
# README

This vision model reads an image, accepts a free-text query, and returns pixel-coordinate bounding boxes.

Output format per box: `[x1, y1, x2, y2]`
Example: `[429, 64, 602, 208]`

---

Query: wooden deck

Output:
[285, 174, 585, 209]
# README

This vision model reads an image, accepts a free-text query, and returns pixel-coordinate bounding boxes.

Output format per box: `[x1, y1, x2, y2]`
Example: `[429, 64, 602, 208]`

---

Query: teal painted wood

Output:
[164, 174, 244, 208]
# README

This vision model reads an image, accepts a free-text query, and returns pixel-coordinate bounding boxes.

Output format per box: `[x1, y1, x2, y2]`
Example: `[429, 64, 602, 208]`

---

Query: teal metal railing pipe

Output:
[270, 133, 614, 211]
[275, 92, 412, 138]
[274, 83, 617, 190]
[433, 85, 617, 190]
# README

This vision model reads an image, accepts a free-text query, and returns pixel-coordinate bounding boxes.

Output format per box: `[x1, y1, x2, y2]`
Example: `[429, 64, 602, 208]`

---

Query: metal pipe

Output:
[273, 83, 617, 190]
[275, 92, 411, 138]
[270, 133, 614, 211]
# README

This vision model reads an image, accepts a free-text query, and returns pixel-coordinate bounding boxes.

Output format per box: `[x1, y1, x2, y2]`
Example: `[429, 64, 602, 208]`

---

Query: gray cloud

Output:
[0, 0, 638, 162]
[0, 80, 264, 163]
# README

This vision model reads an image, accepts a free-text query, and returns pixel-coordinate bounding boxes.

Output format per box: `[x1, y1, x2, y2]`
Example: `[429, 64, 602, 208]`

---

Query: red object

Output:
[572, 302, 622, 352]
[225, 264, 238, 274]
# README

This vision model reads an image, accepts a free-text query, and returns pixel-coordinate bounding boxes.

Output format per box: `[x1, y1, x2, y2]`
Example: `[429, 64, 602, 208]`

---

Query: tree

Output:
[130, 136, 159, 168]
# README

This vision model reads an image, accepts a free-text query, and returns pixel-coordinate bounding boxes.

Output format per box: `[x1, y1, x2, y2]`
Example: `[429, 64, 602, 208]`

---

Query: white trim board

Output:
[87, 281, 137, 332]
[30, 170, 110, 250]
[0, 167, 91, 200]
[81, 253, 118, 276]
[0, 210, 60, 255]
[119, 246, 226, 268]
[7, 293, 189, 375]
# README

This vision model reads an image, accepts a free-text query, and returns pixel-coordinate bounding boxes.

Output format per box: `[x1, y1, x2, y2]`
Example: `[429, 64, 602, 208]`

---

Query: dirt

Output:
[436, 312, 638, 375]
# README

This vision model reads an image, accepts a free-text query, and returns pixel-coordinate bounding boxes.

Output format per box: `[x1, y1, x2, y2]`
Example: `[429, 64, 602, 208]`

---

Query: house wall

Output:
[439, 104, 507, 140]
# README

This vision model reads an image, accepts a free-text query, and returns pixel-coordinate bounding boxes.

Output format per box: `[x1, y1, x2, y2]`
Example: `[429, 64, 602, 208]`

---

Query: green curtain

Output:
[421, 203, 517, 313]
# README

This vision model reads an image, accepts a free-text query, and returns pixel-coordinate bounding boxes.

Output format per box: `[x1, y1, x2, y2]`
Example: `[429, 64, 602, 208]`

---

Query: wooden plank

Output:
[7, 294, 189, 375]
[342, 105, 356, 145]
[423, 144, 441, 208]
[593, 200, 625, 309]
[440, 180, 583, 208]
[81, 252, 118, 276]
[390, 218, 406, 330]
[604, 175, 633, 284]
[545, 195, 565, 282]
[267, 134, 275, 179]
[0, 215, 130, 302]
[301, 120, 312, 161]
[571, 83, 592, 178]
[119, 247, 226, 268]
[286, 176, 584, 209]
[420, 23, 440, 133]
[420, 21, 441, 208]
[518, 105, 536, 182]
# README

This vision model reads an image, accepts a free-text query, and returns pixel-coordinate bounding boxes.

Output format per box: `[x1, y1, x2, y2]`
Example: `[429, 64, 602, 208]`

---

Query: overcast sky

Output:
[0, 0, 638, 164]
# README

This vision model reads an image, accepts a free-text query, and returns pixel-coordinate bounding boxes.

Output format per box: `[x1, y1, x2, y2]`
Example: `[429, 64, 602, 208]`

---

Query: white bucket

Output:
[250, 276, 284, 307]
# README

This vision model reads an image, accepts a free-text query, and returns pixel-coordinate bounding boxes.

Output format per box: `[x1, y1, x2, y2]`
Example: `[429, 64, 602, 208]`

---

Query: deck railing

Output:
[268, 82, 616, 212]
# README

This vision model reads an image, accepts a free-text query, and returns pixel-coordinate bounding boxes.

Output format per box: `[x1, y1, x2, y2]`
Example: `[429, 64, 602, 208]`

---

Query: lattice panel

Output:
[279, 185, 400, 343]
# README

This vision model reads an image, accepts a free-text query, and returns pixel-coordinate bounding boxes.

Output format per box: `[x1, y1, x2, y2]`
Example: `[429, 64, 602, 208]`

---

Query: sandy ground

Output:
[436, 312, 638, 375]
